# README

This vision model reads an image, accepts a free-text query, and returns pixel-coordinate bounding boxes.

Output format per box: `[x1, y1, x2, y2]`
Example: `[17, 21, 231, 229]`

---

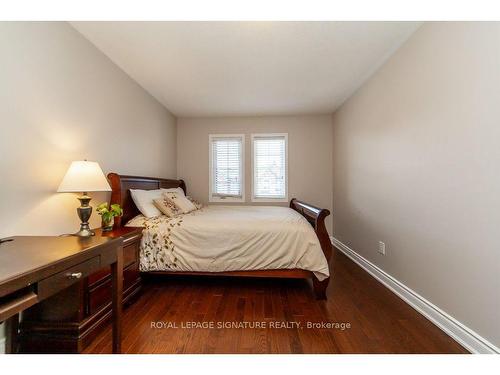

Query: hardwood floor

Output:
[84, 248, 468, 354]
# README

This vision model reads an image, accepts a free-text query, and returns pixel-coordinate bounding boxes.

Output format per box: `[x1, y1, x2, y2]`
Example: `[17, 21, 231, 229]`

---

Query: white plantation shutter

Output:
[210, 135, 244, 199]
[252, 134, 288, 200]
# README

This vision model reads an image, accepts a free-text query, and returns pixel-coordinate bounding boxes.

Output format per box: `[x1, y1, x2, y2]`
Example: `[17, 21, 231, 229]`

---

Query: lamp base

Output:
[75, 193, 95, 237]
[74, 224, 95, 237]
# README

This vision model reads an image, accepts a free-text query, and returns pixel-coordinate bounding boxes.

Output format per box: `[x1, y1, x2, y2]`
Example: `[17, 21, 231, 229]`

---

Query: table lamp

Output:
[57, 160, 112, 237]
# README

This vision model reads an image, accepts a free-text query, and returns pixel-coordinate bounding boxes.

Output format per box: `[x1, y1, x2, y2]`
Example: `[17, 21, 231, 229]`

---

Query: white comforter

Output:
[127, 205, 330, 281]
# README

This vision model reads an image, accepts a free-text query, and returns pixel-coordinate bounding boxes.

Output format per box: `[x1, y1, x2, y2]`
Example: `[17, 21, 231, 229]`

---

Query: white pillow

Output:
[129, 189, 164, 218]
[161, 187, 185, 196]
[163, 191, 196, 214]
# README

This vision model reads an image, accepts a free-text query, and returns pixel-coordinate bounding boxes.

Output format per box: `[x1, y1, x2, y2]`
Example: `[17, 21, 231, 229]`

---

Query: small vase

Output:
[101, 217, 114, 232]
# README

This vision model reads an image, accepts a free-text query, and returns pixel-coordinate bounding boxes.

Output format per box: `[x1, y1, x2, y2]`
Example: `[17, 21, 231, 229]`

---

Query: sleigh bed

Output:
[107, 173, 332, 299]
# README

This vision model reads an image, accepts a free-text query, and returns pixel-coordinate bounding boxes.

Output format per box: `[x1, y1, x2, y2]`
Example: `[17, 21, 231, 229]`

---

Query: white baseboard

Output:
[331, 236, 499, 354]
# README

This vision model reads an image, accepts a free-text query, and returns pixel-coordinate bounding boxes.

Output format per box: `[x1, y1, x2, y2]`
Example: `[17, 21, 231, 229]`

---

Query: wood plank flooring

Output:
[84, 248, 468, 354]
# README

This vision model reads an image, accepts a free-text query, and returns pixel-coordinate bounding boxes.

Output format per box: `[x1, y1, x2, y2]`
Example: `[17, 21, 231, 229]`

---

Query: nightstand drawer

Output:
[88, 278, 111, 314]
[38, 257, 101, 299]
[88, 242, 138, 286]
[88, 261, 139, 314]
[123, 242, 139, 268]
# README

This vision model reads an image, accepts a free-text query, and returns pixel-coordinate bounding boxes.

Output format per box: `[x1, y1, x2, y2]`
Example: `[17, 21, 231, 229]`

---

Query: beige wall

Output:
[0, 22, 177, 239]
[0, 22, 177, 348]
[332, 22, 500, 348]
[177, 115, 333, 233]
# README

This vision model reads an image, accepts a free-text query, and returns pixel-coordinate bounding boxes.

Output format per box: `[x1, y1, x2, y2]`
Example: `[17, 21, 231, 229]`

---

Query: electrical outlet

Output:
[378, 241, 386, 255]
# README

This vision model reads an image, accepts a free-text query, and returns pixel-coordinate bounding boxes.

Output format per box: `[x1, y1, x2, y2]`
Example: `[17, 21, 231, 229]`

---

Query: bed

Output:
[108, 173, 332, 299]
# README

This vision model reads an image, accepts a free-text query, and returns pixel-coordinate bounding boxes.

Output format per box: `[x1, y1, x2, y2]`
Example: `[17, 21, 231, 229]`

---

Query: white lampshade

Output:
[57, 160, 111, 193]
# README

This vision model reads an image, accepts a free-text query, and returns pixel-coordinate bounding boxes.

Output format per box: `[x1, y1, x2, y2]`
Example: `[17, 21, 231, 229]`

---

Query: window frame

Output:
[251, 133, 289, 203]
[208, 134, 245, 203]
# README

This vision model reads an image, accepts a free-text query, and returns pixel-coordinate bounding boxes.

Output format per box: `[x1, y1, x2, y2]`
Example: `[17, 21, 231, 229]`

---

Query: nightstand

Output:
[18, 226, 143, 353]
[89, 227, 143, 327]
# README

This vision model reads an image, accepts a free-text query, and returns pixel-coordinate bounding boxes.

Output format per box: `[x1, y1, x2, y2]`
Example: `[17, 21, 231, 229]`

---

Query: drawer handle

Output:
[67, 272, 83, 279]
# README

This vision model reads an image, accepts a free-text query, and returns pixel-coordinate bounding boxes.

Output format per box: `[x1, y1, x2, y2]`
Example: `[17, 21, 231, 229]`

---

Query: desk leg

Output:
[111, 247, 123, 354]
[5, 314, 19, 354]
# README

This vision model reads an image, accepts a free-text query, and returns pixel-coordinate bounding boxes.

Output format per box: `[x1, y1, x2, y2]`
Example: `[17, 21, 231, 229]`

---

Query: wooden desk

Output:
[0, 235, 123, 354]
[18, 227, 142, 353]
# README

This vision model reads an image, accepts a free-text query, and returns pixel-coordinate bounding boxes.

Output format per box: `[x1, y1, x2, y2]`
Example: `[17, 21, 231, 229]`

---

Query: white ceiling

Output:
[71, 22, 421, 117]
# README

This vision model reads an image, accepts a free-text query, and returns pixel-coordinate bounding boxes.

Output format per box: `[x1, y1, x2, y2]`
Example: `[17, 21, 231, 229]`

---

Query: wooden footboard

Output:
[290, 198, 332, 299]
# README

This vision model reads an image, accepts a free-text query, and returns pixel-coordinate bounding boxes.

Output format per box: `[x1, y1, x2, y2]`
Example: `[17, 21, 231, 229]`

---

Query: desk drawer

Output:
[38, 257, 101, 299]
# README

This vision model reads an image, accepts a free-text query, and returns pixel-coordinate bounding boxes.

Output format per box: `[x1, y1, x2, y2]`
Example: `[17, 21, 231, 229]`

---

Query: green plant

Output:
[96, 203, 123, 224]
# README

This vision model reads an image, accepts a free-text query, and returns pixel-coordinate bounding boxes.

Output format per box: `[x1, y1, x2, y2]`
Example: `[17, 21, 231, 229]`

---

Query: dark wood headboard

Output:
[107, 173, 186, 227]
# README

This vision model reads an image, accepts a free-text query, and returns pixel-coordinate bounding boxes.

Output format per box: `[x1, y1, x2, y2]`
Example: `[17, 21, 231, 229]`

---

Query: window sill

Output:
[251, 197, 289, 203]
[209, 196, 246, 203]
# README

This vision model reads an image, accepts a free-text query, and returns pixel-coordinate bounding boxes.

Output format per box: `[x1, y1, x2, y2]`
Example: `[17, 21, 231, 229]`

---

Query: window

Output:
[209, 134, 245, 202]
[252, 133, 288, 202]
